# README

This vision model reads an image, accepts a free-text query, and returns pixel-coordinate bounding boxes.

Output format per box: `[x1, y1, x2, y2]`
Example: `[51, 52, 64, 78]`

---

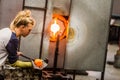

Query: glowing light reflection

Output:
[50, 20, 60, 35]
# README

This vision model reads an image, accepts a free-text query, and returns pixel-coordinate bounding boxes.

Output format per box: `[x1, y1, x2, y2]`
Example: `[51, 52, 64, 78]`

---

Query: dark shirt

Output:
[6, 32, 18, 64]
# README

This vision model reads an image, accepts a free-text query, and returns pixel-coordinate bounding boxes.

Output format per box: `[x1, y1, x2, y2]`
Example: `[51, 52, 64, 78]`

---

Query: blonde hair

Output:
[10, 9, 35, 30]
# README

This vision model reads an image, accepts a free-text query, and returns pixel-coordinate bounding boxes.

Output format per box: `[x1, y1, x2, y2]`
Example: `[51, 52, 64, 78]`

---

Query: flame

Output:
[50, 19, 60, 35]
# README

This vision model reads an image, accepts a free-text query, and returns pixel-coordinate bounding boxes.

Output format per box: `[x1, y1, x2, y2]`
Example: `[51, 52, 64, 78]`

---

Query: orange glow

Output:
[34, 59, 43, 67]
[47, 14, 69, 41]
[50, 19, 60, 35]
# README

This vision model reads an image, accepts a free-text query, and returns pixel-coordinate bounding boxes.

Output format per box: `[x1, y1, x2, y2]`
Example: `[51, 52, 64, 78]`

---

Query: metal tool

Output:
[20, 54, 48, 70]
[20, 54, 49, 63]
[20, 54, 34, 61]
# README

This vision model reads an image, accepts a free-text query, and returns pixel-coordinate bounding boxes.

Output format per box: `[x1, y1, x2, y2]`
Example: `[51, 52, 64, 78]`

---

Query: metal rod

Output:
[18, 0, 25, 51]
[73, 70, 76, 80]
[24, 6, 46, 11]
[101, 48, 108, 80]
[39, 0, 48, 58]
[20, 54, 34, 61]
[53, 35, 60, 74]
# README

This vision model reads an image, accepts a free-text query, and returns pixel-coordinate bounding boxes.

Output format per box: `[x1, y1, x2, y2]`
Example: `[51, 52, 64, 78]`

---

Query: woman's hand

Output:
[17, 52, 23, 56]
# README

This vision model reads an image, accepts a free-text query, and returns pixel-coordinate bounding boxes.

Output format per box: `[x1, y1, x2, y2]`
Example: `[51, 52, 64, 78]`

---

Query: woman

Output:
[0, 9, 37, 68]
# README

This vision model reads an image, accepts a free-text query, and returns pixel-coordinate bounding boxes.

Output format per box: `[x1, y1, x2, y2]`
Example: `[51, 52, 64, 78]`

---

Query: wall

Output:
[65, 0, 112, 71]
[0, 0, 23, 29]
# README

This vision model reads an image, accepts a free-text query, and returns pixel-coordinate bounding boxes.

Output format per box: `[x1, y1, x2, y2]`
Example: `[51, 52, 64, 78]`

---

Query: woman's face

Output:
[21, 23, 34, 37]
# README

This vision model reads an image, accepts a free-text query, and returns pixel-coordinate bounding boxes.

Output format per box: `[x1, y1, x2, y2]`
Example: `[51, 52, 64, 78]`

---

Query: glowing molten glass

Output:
[50, 20, 60, 34]
[34, 59, 43, 67]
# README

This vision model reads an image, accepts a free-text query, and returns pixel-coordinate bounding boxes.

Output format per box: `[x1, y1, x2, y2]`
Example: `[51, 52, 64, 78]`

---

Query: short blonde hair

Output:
[10, 9, 35, 30]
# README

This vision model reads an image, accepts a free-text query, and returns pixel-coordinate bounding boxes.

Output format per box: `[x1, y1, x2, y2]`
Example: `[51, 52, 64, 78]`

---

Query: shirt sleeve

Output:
[11, 60, 32, 68]
[6, 37, 18, 64]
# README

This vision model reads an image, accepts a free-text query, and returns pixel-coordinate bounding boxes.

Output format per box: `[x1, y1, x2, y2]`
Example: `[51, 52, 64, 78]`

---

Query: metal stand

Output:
[53, 35, 59, 74]
[42, 35, 72, 80]
[100, 48, 108, 80]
